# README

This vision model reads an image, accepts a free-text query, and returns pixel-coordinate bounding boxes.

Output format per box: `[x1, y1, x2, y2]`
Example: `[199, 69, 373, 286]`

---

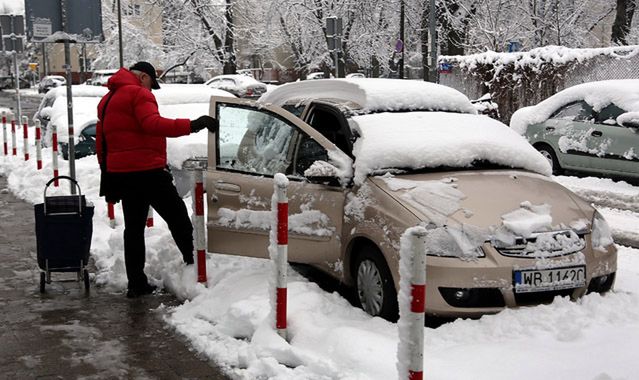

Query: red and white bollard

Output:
[22, 116, 29, 161]
[146, 207, 154, 227]
[2, 111, 7, 156]
[52, 125, 59, 187]
[398, 226, 428, 380]
[193, 169, 206, 283]
[35, 120, 42, 170]
[11, 115, 17, 156]
[108, 202, 116, 228]
[273, 173, 289, 339]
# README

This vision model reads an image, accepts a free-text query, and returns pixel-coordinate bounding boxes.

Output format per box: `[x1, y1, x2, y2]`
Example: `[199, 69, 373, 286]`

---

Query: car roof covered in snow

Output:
[258, 78, 478, 115]
[511, 79, 639, 134]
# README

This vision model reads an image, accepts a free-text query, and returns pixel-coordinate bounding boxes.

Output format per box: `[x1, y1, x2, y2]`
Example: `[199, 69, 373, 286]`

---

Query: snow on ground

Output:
[555, 176, 639, 247]
[1, 141, 639, 378]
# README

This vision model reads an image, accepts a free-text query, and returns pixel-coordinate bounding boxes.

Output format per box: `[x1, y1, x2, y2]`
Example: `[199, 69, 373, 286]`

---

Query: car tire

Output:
[536, 145, 563, 175]
[354, 243, 398, 321]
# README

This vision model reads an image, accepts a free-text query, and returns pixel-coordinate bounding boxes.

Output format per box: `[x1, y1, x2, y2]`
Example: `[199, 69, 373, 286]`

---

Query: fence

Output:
[439, 45, 639, 124]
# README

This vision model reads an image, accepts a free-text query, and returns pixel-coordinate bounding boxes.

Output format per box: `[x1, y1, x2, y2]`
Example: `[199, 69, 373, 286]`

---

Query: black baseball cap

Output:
[129, 61, 161, 89]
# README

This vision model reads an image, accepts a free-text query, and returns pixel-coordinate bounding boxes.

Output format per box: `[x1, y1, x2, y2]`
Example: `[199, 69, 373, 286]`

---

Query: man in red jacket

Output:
[96, 61, 217, 298]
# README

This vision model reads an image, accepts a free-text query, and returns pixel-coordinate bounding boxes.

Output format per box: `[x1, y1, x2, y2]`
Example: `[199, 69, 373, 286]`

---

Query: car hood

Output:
[370, 170, 593, 235]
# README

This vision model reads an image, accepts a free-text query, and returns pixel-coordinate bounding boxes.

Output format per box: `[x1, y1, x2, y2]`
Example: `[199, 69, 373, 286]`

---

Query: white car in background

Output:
[205, 74, 267, 99]
[89, 69, 118, 86]
[35, 83, 235, 196]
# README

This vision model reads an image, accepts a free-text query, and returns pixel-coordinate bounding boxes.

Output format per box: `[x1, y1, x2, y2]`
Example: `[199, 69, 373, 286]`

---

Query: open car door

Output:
[206, 97, 349, 269]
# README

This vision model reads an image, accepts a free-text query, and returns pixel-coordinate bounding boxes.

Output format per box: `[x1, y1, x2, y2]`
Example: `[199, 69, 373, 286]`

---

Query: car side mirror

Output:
[617, 113, 639, 130]
[304, 160, 341, 186]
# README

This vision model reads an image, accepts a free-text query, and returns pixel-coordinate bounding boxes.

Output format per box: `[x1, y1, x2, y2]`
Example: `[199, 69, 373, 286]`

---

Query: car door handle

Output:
[545, 126, 555, 132]
[214, 181, 241, 193]
[591, 130, 603, 137]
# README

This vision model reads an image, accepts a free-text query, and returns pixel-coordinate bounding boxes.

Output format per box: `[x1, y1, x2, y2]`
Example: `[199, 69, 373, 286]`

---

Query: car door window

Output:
[293, 134, 329, 177]
[551, 101, 594, 122]
[595, 103, 626, 126]
[217, 104, 297, 176]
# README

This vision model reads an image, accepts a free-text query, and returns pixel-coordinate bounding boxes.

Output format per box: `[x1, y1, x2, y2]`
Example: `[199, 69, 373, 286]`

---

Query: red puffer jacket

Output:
[96, 68, 191, 173]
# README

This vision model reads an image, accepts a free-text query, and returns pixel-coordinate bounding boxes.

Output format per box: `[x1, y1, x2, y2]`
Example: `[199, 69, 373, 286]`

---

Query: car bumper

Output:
[423, 241, 617, 317]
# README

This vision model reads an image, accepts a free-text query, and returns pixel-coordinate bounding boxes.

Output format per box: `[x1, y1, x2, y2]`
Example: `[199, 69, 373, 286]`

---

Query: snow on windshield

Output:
[351, 111, 551, 184]
[259, 78, 478, 114]
[511, 79, 639, 134]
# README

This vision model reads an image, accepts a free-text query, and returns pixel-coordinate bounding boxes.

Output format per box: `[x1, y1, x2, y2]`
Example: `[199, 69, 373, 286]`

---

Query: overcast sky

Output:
[0, 0, 25, 15]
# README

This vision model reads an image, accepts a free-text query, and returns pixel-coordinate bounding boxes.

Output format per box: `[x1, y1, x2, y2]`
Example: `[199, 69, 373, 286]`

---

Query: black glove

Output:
[190, 115, 219, 134]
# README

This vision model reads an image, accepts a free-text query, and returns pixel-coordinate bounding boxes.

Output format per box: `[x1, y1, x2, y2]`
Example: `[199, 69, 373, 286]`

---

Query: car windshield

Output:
[350, 111, 551, 184]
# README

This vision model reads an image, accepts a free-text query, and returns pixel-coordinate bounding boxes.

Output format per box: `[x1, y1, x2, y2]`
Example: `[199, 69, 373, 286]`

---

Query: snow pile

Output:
[500, 202, 553, 238]
[510, 79, 639, 135]
[259, 78, 478, 115]
[215, 206, 334, 237]
[351, 111, 551, 184]
[554, 176, 639, 212]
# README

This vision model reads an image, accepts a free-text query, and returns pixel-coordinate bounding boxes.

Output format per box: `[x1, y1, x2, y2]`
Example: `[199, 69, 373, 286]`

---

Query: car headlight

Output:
[591, 210, 614, 251]
[425, 225, 486, 259]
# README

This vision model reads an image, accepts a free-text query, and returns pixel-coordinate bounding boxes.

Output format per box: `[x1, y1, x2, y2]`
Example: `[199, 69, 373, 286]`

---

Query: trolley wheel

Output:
[40, 272, 46, 293]
[83, 269, 90, 291]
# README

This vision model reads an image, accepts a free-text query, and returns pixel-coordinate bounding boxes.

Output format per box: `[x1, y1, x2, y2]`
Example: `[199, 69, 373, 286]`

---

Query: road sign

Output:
[0, 15, 25, 36]
[24, 0, 103, 42]
[1, 15, 25, 53]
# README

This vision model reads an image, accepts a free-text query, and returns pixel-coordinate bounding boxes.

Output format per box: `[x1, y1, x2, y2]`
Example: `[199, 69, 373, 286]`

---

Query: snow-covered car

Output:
[306, 72, 326, 80]
[205, 74, 267, 98]
[346, 73, 365, 79]
[511, 80, 639, 179]
[37, 75, 66, 93]
[90, 69, 118, 86]
[42, 83, 236, 195]
[205, 78, 617, 320]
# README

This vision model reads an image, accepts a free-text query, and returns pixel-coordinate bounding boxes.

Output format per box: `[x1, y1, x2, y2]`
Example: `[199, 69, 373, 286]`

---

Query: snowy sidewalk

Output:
[0, 175, 230, 379]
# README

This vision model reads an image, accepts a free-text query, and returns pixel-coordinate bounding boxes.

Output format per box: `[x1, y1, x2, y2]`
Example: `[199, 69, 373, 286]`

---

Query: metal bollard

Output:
[35, 120, 42, 170]
[184, 157, 208, 284]
[11, 115, 16, 156]
[2, 111, 7, 155]
[146, 207, 154, 227]
[273, 173, 289, 339]
[108, 202, 116, 228]
[398, 226, 428, 380]
[51, 125, 59, 187]
[22, 116, 29, 161]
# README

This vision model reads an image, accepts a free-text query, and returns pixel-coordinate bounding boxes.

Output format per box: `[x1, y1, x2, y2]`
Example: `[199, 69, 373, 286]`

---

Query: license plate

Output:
[514, 266, 586, 293]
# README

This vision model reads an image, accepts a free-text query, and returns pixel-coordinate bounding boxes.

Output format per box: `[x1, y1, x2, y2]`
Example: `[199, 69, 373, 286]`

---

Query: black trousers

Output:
[118, 169, 193, 289]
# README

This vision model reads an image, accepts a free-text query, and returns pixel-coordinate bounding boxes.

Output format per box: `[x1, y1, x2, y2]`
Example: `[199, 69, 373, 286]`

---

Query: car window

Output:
[293, 134, 329, 177]
[217, 104, 297, 176]
[595, 103, 626, 126]
[220, 78, 236, 86]
[550, 101, 594, 122]
[282, 104, 305, 118]
[82, 124, 97, 138]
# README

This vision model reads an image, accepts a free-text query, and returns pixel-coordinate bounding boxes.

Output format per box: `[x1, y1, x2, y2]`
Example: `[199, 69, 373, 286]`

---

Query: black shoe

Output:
[126, 283, 157, 298]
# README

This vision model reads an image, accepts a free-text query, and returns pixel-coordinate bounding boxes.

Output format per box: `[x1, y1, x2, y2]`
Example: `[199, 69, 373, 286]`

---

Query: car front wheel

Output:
[537, 145, 562, 175]
[354, 244, 398, 320]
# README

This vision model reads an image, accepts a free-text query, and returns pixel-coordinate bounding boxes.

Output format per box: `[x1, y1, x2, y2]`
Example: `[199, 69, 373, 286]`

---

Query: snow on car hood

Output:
[372, 170, 592, 240]
[511, 79, 639, 134]
[259, 78, 477, 114]
[351, 111, 551, 184]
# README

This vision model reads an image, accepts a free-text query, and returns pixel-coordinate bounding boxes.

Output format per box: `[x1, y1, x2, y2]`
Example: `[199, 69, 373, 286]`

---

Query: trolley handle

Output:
[43, 176, 83, 215]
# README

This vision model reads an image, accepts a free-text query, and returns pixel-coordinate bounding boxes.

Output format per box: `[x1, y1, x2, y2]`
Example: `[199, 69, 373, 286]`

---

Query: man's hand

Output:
[190, 115, 219, 134]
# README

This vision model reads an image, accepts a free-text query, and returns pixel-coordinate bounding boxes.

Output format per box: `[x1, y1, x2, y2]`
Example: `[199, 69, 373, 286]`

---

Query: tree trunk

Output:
[612, 0, 637, 45]
[223, 0, 236, 74]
